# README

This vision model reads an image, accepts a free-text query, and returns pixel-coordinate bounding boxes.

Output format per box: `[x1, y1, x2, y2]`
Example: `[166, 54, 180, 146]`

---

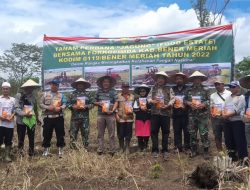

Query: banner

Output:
[43, 24, 233, 90]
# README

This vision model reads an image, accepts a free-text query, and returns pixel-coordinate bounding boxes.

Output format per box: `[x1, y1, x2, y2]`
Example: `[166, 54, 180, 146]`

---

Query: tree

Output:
[191, 0, 230, 27]
[0, 43, 42, 88]
[235, 57, 250, 79]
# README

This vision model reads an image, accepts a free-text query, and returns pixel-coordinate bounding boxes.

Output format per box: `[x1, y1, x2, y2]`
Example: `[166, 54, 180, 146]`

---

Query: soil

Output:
[0, 123, 238, 190]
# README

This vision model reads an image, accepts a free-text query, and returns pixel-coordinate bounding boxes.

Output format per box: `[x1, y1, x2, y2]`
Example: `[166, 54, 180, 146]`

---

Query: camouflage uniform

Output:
[186, 85, 210, 152]
[67, 90, 93, 148]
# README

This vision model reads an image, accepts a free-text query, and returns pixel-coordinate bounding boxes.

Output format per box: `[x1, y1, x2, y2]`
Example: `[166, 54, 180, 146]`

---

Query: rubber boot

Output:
[4, 146, 12, 162]
[190, 146, 198, 158]
[58, 147, 63, 158]
[203, 147, 209, 160]
[42, 147, 50, 157]
[215, 140, 222, 152]
[118, 138, 125, 153]
[125, 139, 131, 155]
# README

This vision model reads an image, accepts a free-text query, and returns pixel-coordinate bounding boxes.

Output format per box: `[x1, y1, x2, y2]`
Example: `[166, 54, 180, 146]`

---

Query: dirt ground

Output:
[0, 112, 246, 190]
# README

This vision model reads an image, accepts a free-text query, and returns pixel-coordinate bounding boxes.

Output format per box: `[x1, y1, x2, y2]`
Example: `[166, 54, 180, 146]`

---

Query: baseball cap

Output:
[48, 79, 60, 86]
[228, 81, 240, 88]
[121, 82, 130, 87]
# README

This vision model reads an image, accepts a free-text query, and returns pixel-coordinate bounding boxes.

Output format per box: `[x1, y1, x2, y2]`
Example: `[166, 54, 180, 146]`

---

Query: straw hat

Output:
[239, 75, 250, 89]
[96, 75, 116, 88]
[214, 78, 225, 84]
[21, 79, 40, 88]
[134, 84, 150, 95]
[155, 71, 169, 78]
[171, 72, 188, 83]
[71, 78, 91, 89]
[188, 71, 208, 82]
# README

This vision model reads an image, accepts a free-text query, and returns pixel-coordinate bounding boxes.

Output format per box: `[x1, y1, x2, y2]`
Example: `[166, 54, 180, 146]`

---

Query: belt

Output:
[45, 114, 63, 118]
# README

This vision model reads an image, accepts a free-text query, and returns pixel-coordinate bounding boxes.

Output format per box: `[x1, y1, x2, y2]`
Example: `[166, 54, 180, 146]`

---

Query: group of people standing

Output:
[0, 71, 250, 163]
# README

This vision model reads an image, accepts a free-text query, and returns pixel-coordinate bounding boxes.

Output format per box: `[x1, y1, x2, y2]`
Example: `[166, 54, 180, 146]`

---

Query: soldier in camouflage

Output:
[185, 71, 210, 160]
[67, 78, 93, 149]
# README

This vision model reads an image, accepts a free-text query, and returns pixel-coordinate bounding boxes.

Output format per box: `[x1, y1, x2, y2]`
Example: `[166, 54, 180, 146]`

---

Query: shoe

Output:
[58, 147, 63, 158]
[152, 152, 159, 158]
[18, 148, 24, 157]
[28, 149, 35, 157]
[190, 147, 198, 158]
[203, 148, 209, 160]
[163, 152, 168, 161]
[97, 151, 103, 155]
[42, 148, 49, 157]
[4, 146, 12, 162]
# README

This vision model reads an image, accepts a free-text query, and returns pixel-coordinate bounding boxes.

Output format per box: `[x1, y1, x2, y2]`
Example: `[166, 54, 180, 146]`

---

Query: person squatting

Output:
[0, 71, 250, 163]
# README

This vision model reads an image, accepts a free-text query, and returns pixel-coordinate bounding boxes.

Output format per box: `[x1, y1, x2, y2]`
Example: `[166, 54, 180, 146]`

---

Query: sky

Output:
[0, 0, 250, 63]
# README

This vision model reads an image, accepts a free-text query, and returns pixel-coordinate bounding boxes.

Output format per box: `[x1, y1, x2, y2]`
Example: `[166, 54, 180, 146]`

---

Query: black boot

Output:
[118, 138, 124, 153]
[190, 146, 198, 158]
[203, 147, 209, 160]
[125, 139, 131, 155]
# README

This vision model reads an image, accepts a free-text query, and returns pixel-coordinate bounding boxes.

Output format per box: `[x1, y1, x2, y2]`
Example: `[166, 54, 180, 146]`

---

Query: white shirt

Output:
[224, 94, 245, 121]
[0, 95, 15, 128]
[210, 89, 231, 109]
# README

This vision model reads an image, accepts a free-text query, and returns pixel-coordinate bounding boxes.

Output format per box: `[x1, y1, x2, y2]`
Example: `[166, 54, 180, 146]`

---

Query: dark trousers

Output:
[117, 122, 133, 141]
[173, 115, 189, 150]
[42, 116, 65, 148]
[17, 124, 35, 151]
[151, 115, 170, 153]
[138, 137, 149, 150]
[0, 126, 13, 146]
[224, 120, 248, 160]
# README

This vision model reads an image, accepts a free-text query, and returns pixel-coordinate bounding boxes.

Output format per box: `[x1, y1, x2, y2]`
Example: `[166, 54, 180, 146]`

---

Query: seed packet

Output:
[174, 96, 184, 108]
[125, 101, 133, 114]
[245, 108, 250, 118]
[23, 105, 33, 115]
[139, 98, 147, 109]
[53, 99, 61, 107]
[76, 97, 86, 108]
[2, 107, 11, 118]
[156, 96, 164, 109]
[223, 105, 234, 115]
[102, 100, 110, 113]
[192, 96, 201, 106]
[211, 104, 222, 116]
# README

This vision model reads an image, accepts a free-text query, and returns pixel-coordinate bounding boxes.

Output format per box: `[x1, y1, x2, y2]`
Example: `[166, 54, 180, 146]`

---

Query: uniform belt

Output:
[45, 114, 63, 118]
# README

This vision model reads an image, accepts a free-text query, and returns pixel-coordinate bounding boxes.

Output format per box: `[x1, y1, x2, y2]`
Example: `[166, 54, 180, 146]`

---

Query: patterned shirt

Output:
[185, 85, 210, 116]
[147, 85, 175, 116]
[95, 88, 118, 115]
[67, 90, 94, 119]
[117, 92, 135, 122]
[15, 92, 39, 125]
[0, 95, 15, 128]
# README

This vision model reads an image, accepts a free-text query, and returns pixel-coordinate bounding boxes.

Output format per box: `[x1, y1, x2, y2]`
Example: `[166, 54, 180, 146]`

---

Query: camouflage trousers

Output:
[188, 115, 210, 149]
[70, 118, 89, 148]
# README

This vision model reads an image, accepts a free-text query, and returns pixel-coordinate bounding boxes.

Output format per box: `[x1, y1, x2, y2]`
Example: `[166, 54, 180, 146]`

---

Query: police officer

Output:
[40, 79, 66, 157]
[185, 71, 210, 160]
[67, 78, 93, 149]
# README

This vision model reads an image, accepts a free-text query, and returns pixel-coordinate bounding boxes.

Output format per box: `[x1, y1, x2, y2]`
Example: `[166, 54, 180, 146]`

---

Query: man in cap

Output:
[171, 72, 190, 153]
[185, 71, 210, 160]
[116, 82, 135, 154]
[148, 71, 175, 159]
[67, 78, 93, 149]
[240, 75, 250, 148]
[15, 79, 41, 157]
[210, 79, 231, 152]
[94, 76, 118, 155]
[40, 79, 66, 157]
[0, 82, 15, 162]
[223, 81, 247, 161]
